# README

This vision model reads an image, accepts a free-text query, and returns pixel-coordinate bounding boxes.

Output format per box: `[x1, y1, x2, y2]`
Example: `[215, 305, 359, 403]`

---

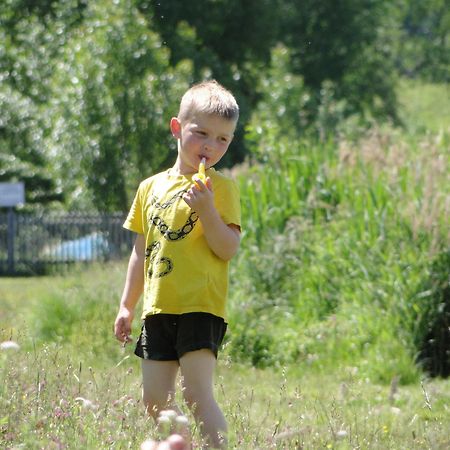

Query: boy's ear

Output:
[170, 117, 181, 138]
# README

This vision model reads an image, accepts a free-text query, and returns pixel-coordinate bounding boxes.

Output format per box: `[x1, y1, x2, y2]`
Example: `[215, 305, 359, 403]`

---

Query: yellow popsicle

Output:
[195, 157, 207, 186]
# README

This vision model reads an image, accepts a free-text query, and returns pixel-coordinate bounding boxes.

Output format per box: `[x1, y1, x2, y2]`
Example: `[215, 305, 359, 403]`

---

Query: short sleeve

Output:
[123, 184, 144, 234]
[215, 178, 241, 228]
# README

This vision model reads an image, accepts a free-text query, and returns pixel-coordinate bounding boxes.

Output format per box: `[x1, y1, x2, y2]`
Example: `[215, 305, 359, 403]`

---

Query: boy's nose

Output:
[203, 140, 215, 152]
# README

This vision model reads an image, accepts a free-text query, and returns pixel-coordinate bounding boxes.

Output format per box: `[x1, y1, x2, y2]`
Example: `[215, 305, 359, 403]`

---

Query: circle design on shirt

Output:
[145, 241, 173, 278]
[150, 211, 198, 241]
[150, 190, 187, 209]
[145, 188, 200, 279]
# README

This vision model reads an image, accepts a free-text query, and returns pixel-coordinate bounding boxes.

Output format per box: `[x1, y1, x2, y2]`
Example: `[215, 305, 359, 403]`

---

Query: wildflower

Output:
[141, 439, 157, 450]
[75, 397, 98, 410]
[166, 434, 186, 449]
[0, 340, 20, 351]
[160, 410, 178, 420]
[336, 430, 348, 439]
[141, 434, 186, 450]
[157, 415, 172, 426]
[175, 415, 189, 426]
[54, 406, 64, 419]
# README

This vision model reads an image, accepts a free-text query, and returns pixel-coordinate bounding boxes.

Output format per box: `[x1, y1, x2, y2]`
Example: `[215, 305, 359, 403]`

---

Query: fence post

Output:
[7, 207, 15, 275]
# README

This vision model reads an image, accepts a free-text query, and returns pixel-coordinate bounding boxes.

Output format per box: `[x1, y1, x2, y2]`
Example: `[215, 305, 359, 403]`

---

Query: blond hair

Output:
[178, 80, 239, 122]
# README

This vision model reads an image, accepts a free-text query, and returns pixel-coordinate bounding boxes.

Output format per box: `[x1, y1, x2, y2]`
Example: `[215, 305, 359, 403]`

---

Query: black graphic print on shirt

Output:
[145, 189, 198, 279]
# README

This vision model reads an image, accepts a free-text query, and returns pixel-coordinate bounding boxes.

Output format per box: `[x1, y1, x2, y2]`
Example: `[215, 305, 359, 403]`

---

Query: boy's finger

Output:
[192, 177, 205, 190]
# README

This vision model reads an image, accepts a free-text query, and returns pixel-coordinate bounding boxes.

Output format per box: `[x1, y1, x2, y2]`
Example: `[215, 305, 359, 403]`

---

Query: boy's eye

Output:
[196, 130, 207, 136]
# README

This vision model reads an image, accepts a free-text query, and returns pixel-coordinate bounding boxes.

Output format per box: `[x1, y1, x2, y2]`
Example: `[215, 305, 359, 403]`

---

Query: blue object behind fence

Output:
[45, 232, 110, 261]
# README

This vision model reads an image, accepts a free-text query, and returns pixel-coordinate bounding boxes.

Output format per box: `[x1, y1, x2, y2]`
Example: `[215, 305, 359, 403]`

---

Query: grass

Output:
[1, 327, 450, 449]
[227, 123, 449, 381]
[397, 79, 450, 134]
[1, 263, 449, 449]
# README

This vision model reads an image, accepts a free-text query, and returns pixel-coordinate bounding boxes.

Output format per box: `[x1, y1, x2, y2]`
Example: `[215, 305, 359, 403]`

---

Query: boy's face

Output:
[170, 112, 236, 175]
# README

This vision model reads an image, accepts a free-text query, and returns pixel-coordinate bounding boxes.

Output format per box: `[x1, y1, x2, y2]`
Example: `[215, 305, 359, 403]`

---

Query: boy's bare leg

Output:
[179, 349, 227, 449]
[142, 360, 181, 419]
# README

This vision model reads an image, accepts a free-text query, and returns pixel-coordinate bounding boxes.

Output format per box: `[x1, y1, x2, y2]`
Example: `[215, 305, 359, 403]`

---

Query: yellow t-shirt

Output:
[124, 168, 241, 321]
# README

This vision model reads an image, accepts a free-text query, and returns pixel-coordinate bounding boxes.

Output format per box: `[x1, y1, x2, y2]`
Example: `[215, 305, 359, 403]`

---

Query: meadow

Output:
[1, 265, 449, 449]
[1, 81, 449, 449]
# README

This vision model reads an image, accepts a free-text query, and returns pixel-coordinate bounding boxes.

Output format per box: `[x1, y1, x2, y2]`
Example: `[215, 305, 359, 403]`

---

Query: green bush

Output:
[227, 122, 449, 383]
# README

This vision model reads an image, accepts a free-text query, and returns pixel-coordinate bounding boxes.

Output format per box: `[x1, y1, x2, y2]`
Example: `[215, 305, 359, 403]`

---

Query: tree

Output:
[279, 0, 399, 120]
[396, 0, 450, 82]
[0, 1, 82, 207]
[136, 0, 280, 164]
[49, 1, 192, 211]
[1, 1, 192, 211]
[138, 0, 400, 135]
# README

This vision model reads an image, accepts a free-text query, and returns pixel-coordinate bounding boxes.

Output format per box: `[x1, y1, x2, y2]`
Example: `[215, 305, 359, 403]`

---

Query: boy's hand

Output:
[184, 176, 240, 260]
[183, 177, 214, 216]
[114, 307, 134, 344]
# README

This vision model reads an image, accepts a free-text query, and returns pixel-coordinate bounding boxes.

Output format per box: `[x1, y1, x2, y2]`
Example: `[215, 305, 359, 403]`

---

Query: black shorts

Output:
[134, 312, 227, 361]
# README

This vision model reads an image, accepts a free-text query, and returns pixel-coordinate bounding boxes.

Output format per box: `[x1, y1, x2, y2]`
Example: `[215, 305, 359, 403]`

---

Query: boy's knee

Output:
[182, 385, 213, 411]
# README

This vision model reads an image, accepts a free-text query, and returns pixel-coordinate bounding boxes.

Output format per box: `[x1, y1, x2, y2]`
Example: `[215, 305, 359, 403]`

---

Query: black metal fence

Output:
[0, 211, 134, 276]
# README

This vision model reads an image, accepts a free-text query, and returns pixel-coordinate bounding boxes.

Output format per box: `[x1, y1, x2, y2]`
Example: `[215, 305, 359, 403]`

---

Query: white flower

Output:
[75, 397, 98, 410]
[0, 340, 20, 351]
[336, 430, 348, 439]
[157, 415, 171, 425]
[141, 439, 157, 450]
[159, 409, 178, 420]
[175, 415, 189, 426]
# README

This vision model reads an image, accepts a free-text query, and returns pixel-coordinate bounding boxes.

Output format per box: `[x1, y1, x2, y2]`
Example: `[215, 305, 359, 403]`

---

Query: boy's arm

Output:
[183, 179, 240, 261]
[114, 233, 145, 343]
[198, 207, 240, 261]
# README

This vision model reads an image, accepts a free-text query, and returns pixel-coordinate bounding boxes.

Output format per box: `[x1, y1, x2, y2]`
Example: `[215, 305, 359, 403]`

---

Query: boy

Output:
[114, 80, 241, 449]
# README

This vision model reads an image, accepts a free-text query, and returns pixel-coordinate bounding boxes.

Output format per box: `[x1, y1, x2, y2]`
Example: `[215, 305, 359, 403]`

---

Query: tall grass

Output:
[229, 125, 449, 383]
[1, 307, 449, 449]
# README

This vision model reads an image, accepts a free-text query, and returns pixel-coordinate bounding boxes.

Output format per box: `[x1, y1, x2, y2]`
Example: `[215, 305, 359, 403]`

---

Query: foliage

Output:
[138, 0, 402, 154]
[48, 1, 192, 211]
[0, 0, 193, 211]
[1, 0, 449, 211]
[279, 0, 400, 120]
[0, 1, 76, 207]
[244, 45, 351, 156]
[1, 268, 450, 449]
[396, 0, 450, 82]
[414, 250, 450, 377]
[228, 120, 449, 382]
[0, 87, 63, 206]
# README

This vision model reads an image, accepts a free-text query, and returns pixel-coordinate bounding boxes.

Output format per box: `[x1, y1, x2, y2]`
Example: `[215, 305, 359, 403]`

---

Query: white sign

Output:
[0, 182, 25, 207]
